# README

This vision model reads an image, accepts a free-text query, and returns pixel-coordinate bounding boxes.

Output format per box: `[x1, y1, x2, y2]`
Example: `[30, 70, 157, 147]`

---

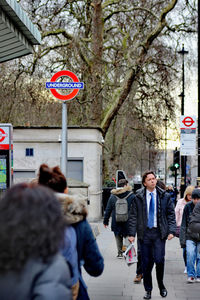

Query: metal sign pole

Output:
[46, 70, 83, 178]
[61, 101, 67, 177]
[178, 45, 188, 197]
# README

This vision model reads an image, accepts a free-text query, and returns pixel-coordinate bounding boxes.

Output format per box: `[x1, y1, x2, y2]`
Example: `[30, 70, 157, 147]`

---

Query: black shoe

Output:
[116, 253, 123, 259]
[160, 288, 167, 297]
[143, 291, 151, 299]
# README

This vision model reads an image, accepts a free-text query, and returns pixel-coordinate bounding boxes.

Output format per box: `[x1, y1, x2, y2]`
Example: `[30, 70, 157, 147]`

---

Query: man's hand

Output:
[128, 236, 135, 243]
[167, 234, 174, 240]
[104, 224, 108, 228]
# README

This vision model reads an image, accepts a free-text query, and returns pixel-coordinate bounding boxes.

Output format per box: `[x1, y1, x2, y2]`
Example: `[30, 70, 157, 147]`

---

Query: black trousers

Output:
[140, 228, 166, 292]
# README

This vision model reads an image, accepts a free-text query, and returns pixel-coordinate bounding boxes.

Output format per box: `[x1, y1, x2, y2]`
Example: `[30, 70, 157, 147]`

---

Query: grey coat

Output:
[0, 254, 72, 300]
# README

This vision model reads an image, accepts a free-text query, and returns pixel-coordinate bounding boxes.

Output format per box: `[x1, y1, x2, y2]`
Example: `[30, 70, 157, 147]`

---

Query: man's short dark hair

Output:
[118, 179, 128, 187]
[142, 170, 156, 185]
[192, 188, 200, 199]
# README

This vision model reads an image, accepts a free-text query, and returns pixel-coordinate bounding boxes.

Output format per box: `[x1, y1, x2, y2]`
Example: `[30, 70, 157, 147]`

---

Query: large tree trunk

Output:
[101, 0, 178, 137]
[90, 0, 103, 124]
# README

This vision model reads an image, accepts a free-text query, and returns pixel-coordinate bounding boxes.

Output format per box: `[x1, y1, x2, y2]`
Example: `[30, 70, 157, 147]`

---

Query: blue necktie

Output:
[148, 192, 154, 228]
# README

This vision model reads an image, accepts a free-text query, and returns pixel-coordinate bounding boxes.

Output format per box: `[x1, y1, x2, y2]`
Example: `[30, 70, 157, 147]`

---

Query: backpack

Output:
[115, 192, 133, 222]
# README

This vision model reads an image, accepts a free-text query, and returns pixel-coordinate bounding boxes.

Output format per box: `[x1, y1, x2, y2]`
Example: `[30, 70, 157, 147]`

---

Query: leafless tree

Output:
[0, 0, 197, 178]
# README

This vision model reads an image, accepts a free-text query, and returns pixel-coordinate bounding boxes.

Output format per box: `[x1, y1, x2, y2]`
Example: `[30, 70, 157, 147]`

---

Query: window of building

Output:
[25, 148, 34, 157]
[67, 159, 83, 182]
[14, 170, 36, 181]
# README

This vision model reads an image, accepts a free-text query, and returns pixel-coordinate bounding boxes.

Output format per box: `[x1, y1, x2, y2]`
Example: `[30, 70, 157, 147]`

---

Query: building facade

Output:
[13, 126, 103, 221]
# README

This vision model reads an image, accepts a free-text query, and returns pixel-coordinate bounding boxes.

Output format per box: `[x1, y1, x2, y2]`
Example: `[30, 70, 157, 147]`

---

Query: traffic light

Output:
[173, 149, 180, 169]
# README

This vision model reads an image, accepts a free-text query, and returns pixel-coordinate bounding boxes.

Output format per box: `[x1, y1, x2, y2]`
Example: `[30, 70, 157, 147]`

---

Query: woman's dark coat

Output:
[74, 219, 104, 300]
[0, 254, 72, 300]
[128, 186, 176, 240]
[103, 185, 135, 236]
[56, 193, 104, 300]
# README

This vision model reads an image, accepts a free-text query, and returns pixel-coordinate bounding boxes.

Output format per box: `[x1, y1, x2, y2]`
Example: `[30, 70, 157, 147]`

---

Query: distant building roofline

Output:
[13, 125, 103, 133]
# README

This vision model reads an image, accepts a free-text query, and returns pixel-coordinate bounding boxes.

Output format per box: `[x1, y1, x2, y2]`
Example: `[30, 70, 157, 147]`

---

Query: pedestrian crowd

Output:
[178, 187, 200, 283]
[103, 170, 200, 299]
[0, 165, 200, 300]
[0, 164, 104, 300]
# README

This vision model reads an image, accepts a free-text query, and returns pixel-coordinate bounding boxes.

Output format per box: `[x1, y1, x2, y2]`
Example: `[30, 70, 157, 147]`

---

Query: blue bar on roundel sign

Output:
[46, 82, 84, 89]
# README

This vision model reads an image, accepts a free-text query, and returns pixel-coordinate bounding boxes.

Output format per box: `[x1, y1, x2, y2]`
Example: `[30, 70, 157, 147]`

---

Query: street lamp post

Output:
[178, 44, 188, 197]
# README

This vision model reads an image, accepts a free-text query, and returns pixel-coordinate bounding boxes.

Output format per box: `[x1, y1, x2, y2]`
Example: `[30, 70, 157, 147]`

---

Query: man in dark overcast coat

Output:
[128, 170, 176, 299]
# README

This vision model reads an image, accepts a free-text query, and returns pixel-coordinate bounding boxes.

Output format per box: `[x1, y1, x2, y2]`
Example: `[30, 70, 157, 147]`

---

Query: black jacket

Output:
[189, 201, 200, 233]
[128, 186, 176, 240]
[103, 185, 135, 236]
[0, 254, 72, 300]
[180, 201, 200, 248]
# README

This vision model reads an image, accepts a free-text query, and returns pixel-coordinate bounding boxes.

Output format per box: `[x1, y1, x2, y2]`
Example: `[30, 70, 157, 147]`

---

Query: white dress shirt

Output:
[146, 189, 157, 227]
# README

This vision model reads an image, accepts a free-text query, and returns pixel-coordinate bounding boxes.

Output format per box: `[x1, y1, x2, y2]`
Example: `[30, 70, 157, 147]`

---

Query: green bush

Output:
[103, 179, 116, 187]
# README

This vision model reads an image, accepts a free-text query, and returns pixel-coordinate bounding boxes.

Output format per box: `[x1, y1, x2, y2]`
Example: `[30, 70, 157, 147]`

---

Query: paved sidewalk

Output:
[85, 222, 200, 300]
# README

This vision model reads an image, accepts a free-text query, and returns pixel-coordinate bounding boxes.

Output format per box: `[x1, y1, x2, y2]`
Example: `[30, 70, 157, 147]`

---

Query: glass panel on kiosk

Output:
[0, 152, 9, 198]
[0, 124, 13, 198]
[0, 156, 7, 189]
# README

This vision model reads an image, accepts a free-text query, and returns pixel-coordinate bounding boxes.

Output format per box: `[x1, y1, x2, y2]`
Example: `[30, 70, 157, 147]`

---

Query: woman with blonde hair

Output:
[175, 185, 195, 274]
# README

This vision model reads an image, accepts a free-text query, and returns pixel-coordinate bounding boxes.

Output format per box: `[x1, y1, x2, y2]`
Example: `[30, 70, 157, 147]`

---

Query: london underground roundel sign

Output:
[182, 116, 195, 127]
[180, 115, 196, 129]
[46, 70, 84, 101]
[0, 128, 7, 143]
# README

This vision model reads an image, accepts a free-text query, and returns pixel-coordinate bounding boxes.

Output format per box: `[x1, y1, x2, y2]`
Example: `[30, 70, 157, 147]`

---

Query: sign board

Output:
[0, 124, 13, 193]
[46, 70, 84, 101]
[0, 126, 10, 150]
[180, 116, 197, 156]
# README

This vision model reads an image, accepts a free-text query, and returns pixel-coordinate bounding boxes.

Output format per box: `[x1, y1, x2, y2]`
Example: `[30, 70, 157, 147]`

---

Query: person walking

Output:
[0, 183, 72, 300]
[128, 170, 176, 299]
[38, 164, 104, 300]
[179, 188, 200, 283]
[175, 185, 194, 274]
[103, 178, 135, 258]
[166, 185, 177, 207]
